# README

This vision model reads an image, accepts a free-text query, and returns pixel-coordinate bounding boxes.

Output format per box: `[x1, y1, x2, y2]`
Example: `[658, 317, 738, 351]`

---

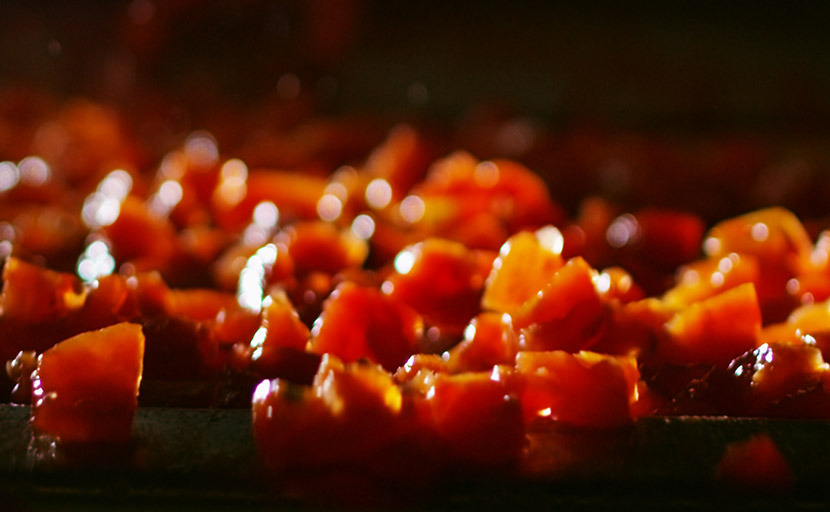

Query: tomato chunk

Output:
[658, 283, 761, 365]
[384, 238, 494, 335]
[31, 322, 145, 443]
[309, 282, 421, 372]
[481, 227, 564, 315]
[515, 350, 638, 428]
[715, 434, 794, 491]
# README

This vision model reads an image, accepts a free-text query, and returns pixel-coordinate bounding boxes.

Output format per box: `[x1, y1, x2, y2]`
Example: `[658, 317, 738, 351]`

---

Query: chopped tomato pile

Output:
[3, 95, 830, 493]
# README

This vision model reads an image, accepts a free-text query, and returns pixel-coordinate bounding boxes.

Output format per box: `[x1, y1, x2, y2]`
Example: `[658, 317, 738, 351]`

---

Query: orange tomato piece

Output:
[0, 256, 85, 324]
[662, 253, 760, 308]
[512, 257, 605, 353]
[481, 227, 564, 314]
[446, 312, 518, 373]
[31, 322, 145, 443]
[659, 282, 761, 365]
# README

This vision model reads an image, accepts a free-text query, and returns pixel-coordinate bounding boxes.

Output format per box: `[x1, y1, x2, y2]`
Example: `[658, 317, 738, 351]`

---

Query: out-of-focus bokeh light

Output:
[184, 132, 219, 168]
[0, 162, 20, 192]
[399, 194, 425, 223]
[365, 178, 392, 210]
[18, 156, 51, 186]
[351, 213, 375, 240]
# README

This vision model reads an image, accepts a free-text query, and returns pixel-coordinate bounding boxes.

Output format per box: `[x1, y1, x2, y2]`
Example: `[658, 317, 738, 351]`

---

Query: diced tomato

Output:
[515, 350, 638, 428]
[0, 256, 85, 324]
[31, 322, 144, 443]
[211, 170, 327, 230]
[481, 227, 564, 314]
[253, 355, 438, 477]
[384, 238, 494, 335]
[165, 288, 239, 322]
[512, 257, 605, 353]
[591, 298, 673, 358]
[594, 266, 644, 304]
[715, 434, 794, 491]
[309, 282, 422, 372]
[703, 207, 812, 319]
[427, 366, 525, 469]
[658, 283, 761, 365]
[279, 221, 368, 276]
[103, 195, 178, 267]
[446, 312, 518, 373]
[662, 253, 760, 308]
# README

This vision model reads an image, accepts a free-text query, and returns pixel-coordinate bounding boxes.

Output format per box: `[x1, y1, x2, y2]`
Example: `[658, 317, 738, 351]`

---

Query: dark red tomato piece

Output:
[309, 282, 422, 372]
[244, 291, 314, 381]
[591, 298, 673, 358]
[446, 312, 518, 373]
[31, 322, 144, 443]
[661, 340, 830, 417]
[427, 366, 525, 470]
[715, 434, 794, 492]
[384, 238, 495, 335]
[139, 315, 220, 381]
[515, 350, 638, 428]
[253, 355, 437, 478]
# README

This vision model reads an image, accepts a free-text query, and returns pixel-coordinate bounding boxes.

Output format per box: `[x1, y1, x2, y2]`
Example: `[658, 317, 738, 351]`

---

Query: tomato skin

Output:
[31, 322, 144, 443]
[515, 351, 638, 428]
[309, 282, 422, 372]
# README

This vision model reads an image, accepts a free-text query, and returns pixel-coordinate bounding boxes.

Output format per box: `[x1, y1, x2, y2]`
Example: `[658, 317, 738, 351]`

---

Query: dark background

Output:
[3, 1, 830, 128]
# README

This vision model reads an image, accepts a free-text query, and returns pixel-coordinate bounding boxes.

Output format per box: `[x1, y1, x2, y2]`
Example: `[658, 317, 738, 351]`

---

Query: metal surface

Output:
[3, 405, 830, 509]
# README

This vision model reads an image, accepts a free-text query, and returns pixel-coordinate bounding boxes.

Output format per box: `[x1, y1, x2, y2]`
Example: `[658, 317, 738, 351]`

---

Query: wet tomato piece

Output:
[659, 282, 761, 365]
[0, 256, 85, 324]
[253, 356, 437, 479]
[481, 227, 564, 315]
[384, 238, 494, 335]
[662, 253, 760, 308]
[309, 282, 422, 372]
[31, 322, 144, 443]
[512, 257, 605, 353]
[428, 367, 525, 470]
[446, 312, 518, 373]
[515, 350, 638, 428]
